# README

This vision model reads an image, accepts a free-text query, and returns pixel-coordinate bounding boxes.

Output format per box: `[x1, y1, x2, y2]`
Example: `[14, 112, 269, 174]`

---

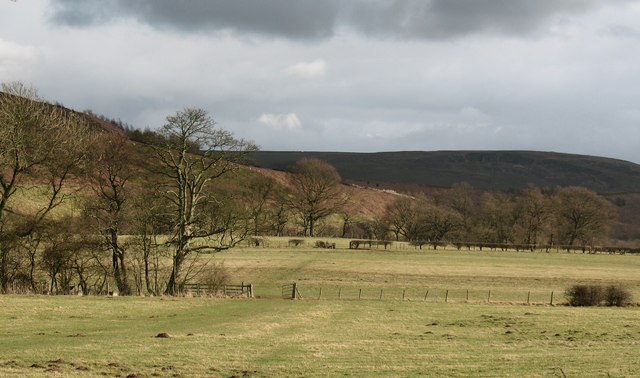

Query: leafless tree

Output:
[553, 186, 616, 247]
[421, 206, 462, 243]
[440, 182, 477, 241]
[383, 197, 424, 241]
[240, 174, 279, 236]
[476, 192, 517, 244]
[513, 185, 550, 245]
[0, 82, 93, 292]
[85, 133, 133, 295]
[288, 159, 347, 237]
[153, 107, 257, 295]
[129, 186, 169, 295]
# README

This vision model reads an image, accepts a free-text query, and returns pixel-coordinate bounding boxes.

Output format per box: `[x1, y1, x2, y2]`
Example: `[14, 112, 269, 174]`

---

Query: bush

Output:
[565, 284, 634, 307]
[565, 284, 604, 306]
[315, 240, 336, 249]
[201, 262, 231, 295]
[605, 285, 633, 307]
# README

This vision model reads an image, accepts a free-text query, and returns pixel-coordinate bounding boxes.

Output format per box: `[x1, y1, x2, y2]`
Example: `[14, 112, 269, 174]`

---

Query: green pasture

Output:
[0, 297, 639, 377]
[2, 240, 640, 377]
[226, 237, 640, 303]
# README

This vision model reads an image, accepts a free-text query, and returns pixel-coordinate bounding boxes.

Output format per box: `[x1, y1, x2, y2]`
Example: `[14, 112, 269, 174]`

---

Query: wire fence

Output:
[263, 284, 564, 305]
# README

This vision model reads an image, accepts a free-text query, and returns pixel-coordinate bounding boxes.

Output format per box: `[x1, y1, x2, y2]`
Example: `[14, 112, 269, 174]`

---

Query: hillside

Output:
[4, 92, 640, 240]
[247, 150, 640, 194]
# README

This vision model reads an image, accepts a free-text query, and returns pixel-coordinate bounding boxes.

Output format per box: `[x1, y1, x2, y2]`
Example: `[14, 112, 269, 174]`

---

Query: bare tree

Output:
[0, 82, 92, 292]
[288, 159, 347, 237]
[553, 186, 616, 247]
[153, 107, 256, 295]
[271, 191, 291, 237]
[383, 197, 424, 241]
[476, 192, 517, 244]
[513, 185, 550, 245]
[440, 182, 477, 241]
[130, 186, 169, 295]
[40, 216, 101, 295]
[85, 133, 133, 295]
[241, 174, 278, 236]
[421, 206, 461, 243]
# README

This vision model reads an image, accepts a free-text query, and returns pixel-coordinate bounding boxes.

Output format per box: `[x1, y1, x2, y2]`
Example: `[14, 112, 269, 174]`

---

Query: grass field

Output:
[226, 238, 640, 303]
[2, 240, 640, 377]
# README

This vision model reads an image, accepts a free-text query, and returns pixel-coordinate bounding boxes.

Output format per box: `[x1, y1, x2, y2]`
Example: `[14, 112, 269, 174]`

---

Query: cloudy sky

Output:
[2, 1, 640, 162]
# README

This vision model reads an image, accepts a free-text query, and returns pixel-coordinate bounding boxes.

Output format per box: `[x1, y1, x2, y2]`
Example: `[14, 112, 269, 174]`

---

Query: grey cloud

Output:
[607, 24, 640, 38]
[49, 0, 340, 40]
[49, 0, 605, 40]
[49, 1, 122, 27]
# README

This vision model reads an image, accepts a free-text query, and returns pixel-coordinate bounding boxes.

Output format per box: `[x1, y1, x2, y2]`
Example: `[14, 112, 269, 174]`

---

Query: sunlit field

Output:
[227, 237, 640, 303]
[1, 240, 640, 377]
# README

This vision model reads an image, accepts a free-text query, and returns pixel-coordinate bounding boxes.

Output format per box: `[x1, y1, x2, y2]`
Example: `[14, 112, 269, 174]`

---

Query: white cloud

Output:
[258, 113, 302, 131]
[0, 39, 40, 80]
[286, 59, 327, 79]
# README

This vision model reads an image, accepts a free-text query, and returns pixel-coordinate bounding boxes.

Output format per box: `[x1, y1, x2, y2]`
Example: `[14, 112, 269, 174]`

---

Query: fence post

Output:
[487, 290, 491, 303]
[402, 289, 406, 300]
[424, 290, 429, 301]
[359, 288, 362, 300]
[445, 290, 449, 303]
[292, 283, 297, 300]
[318, 287, 323, 300]
[466, 289, 469, 301]
[379, 289, 383, 300]
[527, 291, 530, 305]
[339, 287, 342, 299]
[550, 291, 554, 306]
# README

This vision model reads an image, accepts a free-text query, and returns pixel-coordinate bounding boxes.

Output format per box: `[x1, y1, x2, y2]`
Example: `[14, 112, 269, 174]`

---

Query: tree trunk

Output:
[0, 251, 10, 294]
[309, 215, 315, 237]
[165, 251, 185, 295]
[144, 249, 151, 295]
[109, 230, 131, 295]
[113, 253, 131, 295]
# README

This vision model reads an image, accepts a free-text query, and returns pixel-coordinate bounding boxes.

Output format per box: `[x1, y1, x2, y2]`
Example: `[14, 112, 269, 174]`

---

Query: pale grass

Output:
[1, 241, 640, 376]
[222, 243, 640, 303]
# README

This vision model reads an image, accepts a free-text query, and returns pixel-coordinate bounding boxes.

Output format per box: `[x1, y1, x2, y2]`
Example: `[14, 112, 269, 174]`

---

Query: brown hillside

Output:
[247, 166, 402, 218]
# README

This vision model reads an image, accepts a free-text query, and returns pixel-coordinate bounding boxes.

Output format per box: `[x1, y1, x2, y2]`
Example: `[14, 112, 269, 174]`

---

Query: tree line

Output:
[351, 183, 617, 250]
[0, 82, 619, 295]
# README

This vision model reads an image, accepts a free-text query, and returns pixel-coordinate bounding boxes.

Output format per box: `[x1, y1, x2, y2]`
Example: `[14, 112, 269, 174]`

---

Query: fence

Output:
[287, 284, 561, 305]
[244, 237, 640, 256]
[183, 283, 253, 298]
[281, 283, 302, 300]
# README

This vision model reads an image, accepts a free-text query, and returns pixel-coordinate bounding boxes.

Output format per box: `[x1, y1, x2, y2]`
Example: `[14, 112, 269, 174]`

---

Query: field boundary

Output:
[183, 283, 253, 298]
[289, 284, 564, 306]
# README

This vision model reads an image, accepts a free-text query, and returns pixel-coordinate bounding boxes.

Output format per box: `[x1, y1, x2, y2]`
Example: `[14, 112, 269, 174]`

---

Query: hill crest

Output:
[247, 150, 640, 194]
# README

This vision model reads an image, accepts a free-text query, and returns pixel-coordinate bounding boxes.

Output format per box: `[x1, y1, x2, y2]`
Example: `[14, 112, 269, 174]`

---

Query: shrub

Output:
[565, 284, 604, 306]
[201, 262, 231, 295]
[288, 239, 304, 247]
[605, 285, 633, 307]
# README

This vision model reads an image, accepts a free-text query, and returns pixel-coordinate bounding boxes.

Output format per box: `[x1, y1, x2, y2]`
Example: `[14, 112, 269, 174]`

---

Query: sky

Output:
[1, 1, 640, 162]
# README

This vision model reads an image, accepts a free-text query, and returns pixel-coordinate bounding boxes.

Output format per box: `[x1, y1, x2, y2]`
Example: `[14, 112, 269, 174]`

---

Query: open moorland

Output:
[1, 241, 640, 377]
